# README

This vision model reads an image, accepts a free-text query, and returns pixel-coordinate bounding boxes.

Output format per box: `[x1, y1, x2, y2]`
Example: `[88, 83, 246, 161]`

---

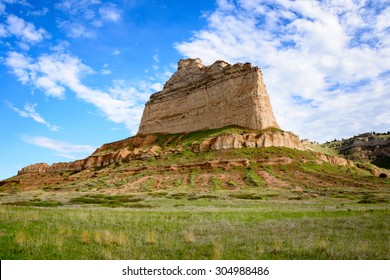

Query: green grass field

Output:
[0, 195, 389, 259]
[1, 140, 389, 260]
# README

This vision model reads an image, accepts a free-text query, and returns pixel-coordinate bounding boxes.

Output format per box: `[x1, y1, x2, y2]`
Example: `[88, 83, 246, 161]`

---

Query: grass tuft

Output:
[145, 231, 158, 244]
[229, 193, 262, 200]
[182, 230, 196, 243]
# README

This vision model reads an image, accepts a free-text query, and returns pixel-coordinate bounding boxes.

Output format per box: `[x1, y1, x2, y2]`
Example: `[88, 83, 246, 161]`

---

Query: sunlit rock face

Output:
[138, 58, 280, 134]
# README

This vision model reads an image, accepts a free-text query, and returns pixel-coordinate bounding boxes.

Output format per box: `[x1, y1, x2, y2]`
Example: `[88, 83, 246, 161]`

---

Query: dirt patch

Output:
[258, 170, 290, 188]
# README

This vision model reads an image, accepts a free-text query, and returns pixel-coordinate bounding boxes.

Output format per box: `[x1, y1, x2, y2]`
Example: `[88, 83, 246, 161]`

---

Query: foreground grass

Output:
[0, 200, 389, 260]
[1, 142, 389, 260]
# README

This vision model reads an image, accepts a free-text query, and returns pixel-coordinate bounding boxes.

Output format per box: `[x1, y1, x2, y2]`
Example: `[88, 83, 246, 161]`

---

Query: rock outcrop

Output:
[17, 130, 308, 175]
[138, 58, 280, 134]
[323, 132, 390, 169]
[21, 58, 363, 177]
[192, 131, 306, 152]
[338, 133, 390, 162]
[17, 135, 160, 175]
[316, 153, 354, 167]
[17, 163, 49, 174]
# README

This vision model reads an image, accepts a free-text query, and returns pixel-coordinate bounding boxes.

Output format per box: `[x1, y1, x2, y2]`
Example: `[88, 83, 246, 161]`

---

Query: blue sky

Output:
[1, 0, 389, 180]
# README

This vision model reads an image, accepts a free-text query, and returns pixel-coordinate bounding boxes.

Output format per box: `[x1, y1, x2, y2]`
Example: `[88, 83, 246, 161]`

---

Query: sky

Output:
[0, 0, 389, 180]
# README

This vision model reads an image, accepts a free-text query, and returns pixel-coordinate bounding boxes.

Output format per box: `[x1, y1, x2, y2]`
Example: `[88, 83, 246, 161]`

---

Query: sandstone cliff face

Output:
[18, 163, 49, 174]
[138, 58, 280, 134]
[17, 135, 160, 175]
[316, 153, 354, 167]
[17, 130, 307, 175]
[192, 131, 306, 152]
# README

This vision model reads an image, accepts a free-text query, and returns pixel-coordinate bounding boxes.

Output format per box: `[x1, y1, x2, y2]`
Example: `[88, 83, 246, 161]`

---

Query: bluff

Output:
[17, 129, 311, 175]
[138, 58, 280, 134]
[16, 59, 315, 176]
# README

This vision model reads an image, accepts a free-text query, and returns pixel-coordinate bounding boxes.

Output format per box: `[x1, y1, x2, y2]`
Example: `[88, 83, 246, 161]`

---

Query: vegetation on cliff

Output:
[0, 126, 389, 260]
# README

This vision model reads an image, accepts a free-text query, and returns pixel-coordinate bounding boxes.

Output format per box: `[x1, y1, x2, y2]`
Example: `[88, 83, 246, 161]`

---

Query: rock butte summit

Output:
[138, 58, 280, 135]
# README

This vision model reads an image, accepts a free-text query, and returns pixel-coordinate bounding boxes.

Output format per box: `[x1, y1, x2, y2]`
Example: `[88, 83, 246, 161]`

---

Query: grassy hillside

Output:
[0, 127, 389, 259]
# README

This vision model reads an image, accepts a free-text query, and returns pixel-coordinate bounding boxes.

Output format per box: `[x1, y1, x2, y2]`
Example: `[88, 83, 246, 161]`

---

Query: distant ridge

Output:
[323, 132, 390, 169]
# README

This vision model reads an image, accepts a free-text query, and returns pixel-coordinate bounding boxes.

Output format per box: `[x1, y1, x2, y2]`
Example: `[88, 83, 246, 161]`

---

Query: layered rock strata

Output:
[337, 133, 390, 161]
[138, 58, 280, 134]
[192, 131, 306, 152]
[18, 131, 310, 175]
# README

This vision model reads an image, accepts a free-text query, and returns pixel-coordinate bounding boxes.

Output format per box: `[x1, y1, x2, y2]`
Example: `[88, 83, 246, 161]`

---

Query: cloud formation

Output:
[5, 50, 156, 134]
[7, 102, 60, 131]
[27, 7, 49, 17]
[55, 0, 122, 38]
[56, 20, 95, 38]
[2, 14, 49, 45]
[112, 49, 121, 55]
[98, 2, 121, 22]
[175, 0, 390, 142]
[21, 135, 96, 159]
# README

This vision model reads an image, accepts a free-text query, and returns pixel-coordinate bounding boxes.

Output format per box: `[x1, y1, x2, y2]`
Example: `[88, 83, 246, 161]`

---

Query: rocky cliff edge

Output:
[17, 128, 316, 175]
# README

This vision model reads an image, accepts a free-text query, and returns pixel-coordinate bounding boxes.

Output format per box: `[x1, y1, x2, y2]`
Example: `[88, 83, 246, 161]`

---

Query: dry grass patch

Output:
[212, 243, 224, 259]
[145, 231, 158, 244]
[81, 230, 90, 244]
[182, 230, 196, 243]
[15, 231, 26, 246]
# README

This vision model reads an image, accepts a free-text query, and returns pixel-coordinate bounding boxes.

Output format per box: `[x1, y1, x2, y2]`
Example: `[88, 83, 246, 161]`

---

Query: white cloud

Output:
[150, 82, 162, 92]
[35, 76, 66, 97]
[6, 14, 49, 43]
[112, 49, 120, 55]
[55, 0, 122, 37]
[100, 63, 111, 75]
[99, 2, 121, 22]
[2, 0, 31, 7]
[55, 0, 100, 17]
[5, 51, 74, 98]
[57, 20, 96, 38]
[7, 102, 59, 131]
[100, 69, 111, 75]
[153, 54, 159, 63]
[5, 51, 35, 84]
[151, 54, 160, 70]
[0, 23, 9, 37]
[217, 0, 235, 11]
[27, 7, 49, 17]
[5, 50, 159, 134]
[175, 0, 390, 142]
[21, 135, 96, 159]
[50, 40, 71, 52]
